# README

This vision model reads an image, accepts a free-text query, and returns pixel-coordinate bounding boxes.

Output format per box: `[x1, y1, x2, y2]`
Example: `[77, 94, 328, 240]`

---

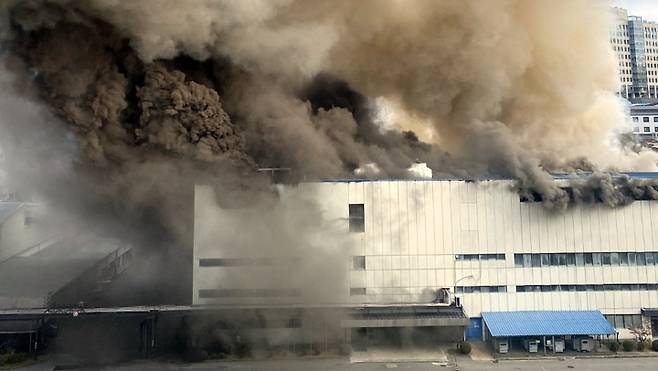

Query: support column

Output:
[552, 336, 555, 354]
[543, 336, 546, 355]
[151, 315, 157, 357]
[323, 317, 328, 353]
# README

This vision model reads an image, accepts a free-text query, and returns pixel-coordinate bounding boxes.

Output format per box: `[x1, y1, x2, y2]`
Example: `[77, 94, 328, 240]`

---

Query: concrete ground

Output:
[16, 356, 658, 370]
[350, 346, 448, 364]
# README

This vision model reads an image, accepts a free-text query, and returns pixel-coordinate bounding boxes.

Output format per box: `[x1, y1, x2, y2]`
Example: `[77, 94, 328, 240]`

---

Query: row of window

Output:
[516, 283, 658, 292]
[455, 285, 507, 294]
[455, 254, 505, 262]
[632, 126, 658, 133]
[514, 252, 658, 268]
[605, 314, 642, 329]
[631, 116, 658, 122]
[198, 288, 301, 298]
[199, 258, 297, 267]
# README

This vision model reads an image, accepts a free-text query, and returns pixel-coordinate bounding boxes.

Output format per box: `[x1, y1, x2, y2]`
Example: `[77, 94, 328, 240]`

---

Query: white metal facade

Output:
[193, 180, 658, 320]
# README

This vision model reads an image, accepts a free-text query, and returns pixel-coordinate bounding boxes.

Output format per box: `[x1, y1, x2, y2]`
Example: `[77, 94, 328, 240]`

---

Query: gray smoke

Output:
[1, 0, 658, 253]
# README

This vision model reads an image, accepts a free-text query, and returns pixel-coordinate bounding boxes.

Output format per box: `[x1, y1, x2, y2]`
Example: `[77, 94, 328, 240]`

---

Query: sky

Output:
[613, 0, 658, 22]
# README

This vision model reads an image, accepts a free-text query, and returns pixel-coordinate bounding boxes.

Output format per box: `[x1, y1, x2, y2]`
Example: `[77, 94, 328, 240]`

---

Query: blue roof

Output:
[482, 311, 616, 337]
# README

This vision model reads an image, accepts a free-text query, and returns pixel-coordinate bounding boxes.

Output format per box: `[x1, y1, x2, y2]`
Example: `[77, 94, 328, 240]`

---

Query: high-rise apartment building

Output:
[611, 7, 658, 102]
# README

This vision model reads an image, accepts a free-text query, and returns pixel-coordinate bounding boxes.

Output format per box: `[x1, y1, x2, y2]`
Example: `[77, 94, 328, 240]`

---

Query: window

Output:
[584, 253, 593, 266]
[567, 253, 576, 266]
[620, 252, 629, 266]
[614, 315, 624, 329]
[199, 288, 301, 298]
[633, 117, 639, 122]
[350, 287, 366, 296]
[644, 117, 650, 122]
[575, 253, 584, 266]
[647, 252, 655, 265]
[629, 252, 636, 265]
[557, 253, 567, 266]
[23, 210, 34, 227]
[199, 258, 282, 267]
[349, 204, 365, 233]
[550, 253, 559, 266]
[541, 253, 550, 267]
[457, 285, 506, 293]
[634, 126, 640, 132]
[638, 252, 647, 265]
[514, 254, 524, 267]
[654, 117, 658, 122]
[353, 256, 366, 270]
[458, 254, 504, 262]
[531, 254, 541, 267]
[645, 127, 651, 132]
[523, 254, 532, 268]
[630, 315, 642, 328]
[592, 253, 602, 266]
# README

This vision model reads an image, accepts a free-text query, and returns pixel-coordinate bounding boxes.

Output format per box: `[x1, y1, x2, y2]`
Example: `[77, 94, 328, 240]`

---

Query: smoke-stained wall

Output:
[193, 185, 353, 306]
[193, 179, 658, 317]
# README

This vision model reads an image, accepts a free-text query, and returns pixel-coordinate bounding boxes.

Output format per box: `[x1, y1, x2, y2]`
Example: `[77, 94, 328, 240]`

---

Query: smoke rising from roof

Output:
[2, 0, 658, 256]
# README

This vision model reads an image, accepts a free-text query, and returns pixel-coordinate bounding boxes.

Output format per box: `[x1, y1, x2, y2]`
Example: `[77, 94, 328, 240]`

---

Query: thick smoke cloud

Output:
[2, 0, 658, 258]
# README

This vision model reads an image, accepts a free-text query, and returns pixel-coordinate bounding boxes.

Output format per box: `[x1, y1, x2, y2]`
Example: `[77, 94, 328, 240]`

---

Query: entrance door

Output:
[465, 318, 483, 341]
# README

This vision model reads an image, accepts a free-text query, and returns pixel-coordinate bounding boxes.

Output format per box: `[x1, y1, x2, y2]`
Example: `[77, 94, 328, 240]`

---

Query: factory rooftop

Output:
[0, 234, 128, 309]
[310, 171, 658, 183]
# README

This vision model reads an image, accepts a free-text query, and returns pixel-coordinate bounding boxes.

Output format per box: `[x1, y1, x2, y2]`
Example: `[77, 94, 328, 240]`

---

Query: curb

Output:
[493, 352, 658, 361]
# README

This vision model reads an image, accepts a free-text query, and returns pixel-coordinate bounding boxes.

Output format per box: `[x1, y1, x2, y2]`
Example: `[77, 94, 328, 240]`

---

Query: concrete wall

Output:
[193, 180, 658, 320]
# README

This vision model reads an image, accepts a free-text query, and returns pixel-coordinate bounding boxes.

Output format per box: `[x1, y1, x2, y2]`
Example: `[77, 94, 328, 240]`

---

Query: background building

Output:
[629, 103, 658, 142]
[612, 7, 658, 102]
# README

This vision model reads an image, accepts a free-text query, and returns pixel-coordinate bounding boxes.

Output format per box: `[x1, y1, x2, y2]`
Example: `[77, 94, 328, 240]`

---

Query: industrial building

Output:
[194, 172, 658, 351]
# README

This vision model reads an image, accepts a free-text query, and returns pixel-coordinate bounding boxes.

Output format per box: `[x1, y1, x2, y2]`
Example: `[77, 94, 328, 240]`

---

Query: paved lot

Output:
[18, 356, 658, 370]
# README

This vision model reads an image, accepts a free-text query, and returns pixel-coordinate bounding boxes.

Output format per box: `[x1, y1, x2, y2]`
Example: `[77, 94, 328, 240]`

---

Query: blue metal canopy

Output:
[481, 310, 616, 337]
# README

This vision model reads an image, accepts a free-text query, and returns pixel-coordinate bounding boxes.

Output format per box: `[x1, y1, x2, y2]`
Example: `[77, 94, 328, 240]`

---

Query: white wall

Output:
[0, 204, 51, 262]
[193, 180, 658, 318]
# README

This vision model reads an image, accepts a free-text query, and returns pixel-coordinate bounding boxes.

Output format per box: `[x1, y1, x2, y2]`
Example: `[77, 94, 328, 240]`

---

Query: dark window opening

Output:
[350, 287, 366, 296]
[349, 204, 365, 233]
[353, 256, 366, 270]
[198, 257, 299, 267]
[199, 288, 302, 298]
